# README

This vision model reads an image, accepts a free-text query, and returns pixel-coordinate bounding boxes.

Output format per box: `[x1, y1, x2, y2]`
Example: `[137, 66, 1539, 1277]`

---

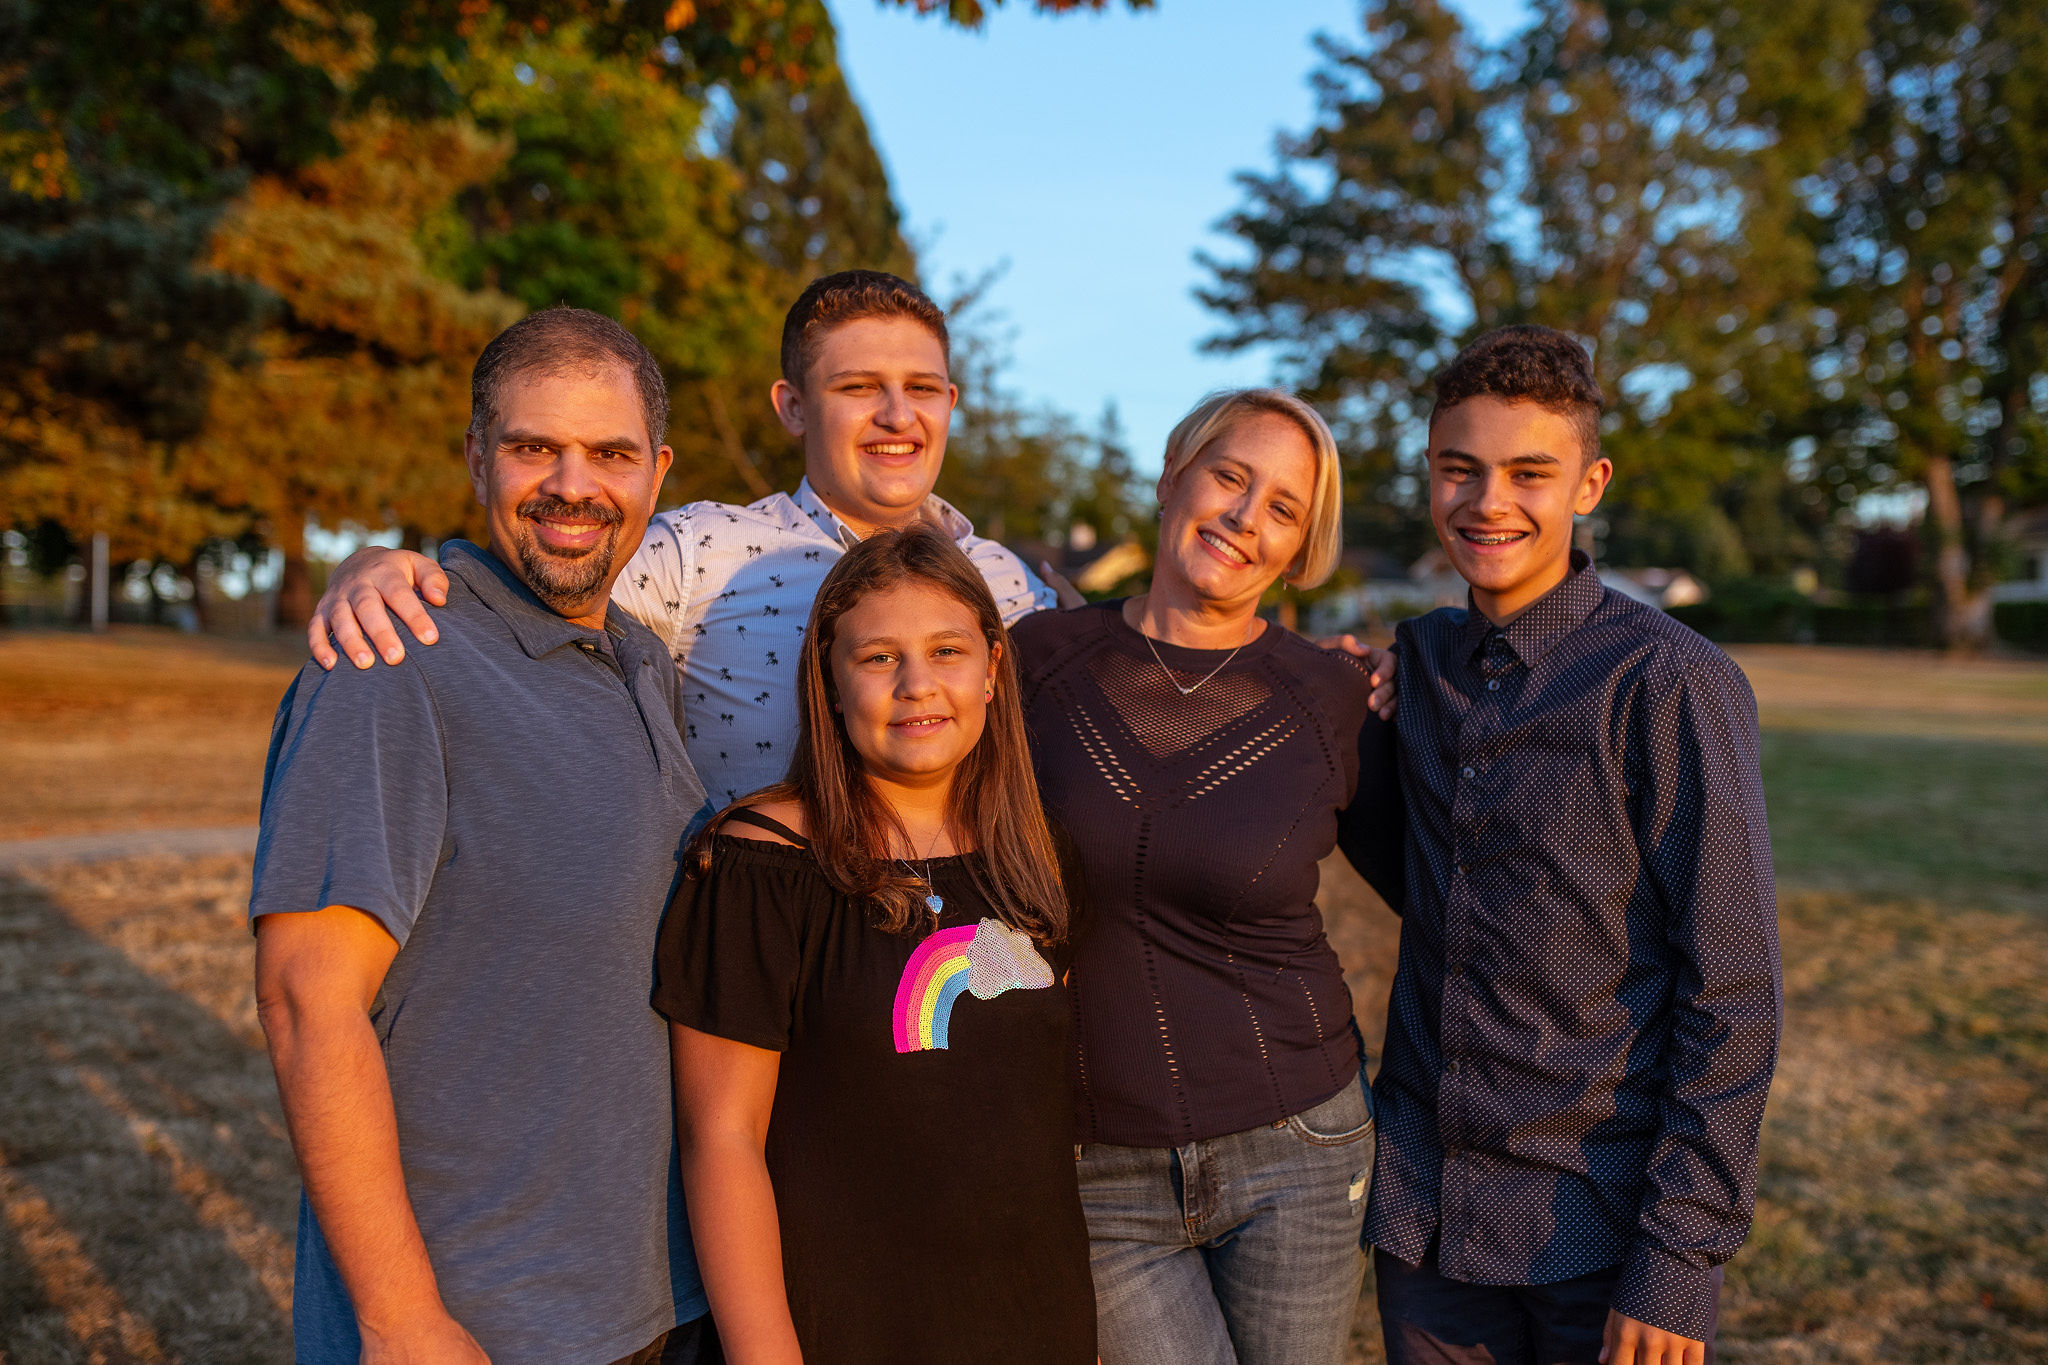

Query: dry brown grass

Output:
[0, 630, 303, 840]
[0, 854, 296, 1363]
[0, 630, 2042, 1363]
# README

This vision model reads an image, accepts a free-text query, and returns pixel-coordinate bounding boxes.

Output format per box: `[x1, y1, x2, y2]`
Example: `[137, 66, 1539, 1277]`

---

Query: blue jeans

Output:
[1078, 1074, 1374, 1365]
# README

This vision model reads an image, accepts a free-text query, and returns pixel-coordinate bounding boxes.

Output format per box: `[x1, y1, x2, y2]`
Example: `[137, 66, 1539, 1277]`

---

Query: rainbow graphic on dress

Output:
[892, 917, 1054, 1053]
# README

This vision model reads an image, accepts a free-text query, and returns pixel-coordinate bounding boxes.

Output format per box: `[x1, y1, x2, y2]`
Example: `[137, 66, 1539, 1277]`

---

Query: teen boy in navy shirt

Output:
[1367, 326, 1782, 1365]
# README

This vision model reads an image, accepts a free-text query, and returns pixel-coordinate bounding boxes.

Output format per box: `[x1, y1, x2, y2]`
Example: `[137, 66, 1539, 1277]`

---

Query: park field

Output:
[1, 629, 2045, 1362]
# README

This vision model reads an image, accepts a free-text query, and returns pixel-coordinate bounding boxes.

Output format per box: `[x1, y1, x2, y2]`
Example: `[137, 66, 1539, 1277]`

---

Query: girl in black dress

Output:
[651, 524, 1095, 1365]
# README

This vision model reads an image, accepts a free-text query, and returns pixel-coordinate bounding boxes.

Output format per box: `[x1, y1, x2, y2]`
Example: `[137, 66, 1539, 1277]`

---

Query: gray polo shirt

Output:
[250, 540, 709, 1365]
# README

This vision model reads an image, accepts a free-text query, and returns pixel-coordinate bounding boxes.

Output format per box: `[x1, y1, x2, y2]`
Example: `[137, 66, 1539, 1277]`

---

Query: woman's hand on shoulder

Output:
[309, 547, 448, 672]
[1316, 634, 1398, 721]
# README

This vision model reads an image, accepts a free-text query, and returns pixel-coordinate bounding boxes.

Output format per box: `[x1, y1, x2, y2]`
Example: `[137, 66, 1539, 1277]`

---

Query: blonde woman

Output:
[1010, 389, 1404, 1365]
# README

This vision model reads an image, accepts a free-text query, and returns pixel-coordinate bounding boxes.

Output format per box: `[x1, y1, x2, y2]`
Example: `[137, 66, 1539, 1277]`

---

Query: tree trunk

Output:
[185, 550, 211, 632]
[274, 515, 312, 629]
[1922, 453, 1990, 653]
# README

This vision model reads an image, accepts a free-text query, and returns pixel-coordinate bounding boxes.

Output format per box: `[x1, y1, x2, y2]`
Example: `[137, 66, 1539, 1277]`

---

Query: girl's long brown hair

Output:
[691, 523, 1071, 945]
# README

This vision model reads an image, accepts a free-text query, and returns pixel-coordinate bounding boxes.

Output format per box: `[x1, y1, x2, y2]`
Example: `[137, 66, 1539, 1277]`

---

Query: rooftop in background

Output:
[834, 0, 1536, 471]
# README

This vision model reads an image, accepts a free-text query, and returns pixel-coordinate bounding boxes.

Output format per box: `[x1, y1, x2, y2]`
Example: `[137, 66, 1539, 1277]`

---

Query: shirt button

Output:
[1461, 766, 1475, 779]
[1487, 679, 1499, 691]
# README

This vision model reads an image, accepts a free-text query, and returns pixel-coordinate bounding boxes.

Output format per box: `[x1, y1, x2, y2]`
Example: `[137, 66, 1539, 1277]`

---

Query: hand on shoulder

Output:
[308, 547, 448, 672]
[1315, 633, 1399, 721]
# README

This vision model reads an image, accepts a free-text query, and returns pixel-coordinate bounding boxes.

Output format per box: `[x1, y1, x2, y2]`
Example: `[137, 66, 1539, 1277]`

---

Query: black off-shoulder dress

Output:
[651, 813, 1096, 1365]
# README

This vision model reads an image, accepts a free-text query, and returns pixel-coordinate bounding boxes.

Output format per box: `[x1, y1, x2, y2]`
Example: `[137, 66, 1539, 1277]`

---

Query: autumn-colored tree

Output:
[0, 0, 368, 580]
[185, 114, 523, 622]
[3, 0, 1163, 625]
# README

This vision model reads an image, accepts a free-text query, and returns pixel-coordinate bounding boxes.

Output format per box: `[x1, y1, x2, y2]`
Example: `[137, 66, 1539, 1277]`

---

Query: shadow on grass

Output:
[0, 864, 296, 1364]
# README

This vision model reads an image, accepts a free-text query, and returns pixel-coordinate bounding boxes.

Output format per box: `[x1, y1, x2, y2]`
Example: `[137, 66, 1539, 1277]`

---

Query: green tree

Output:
[1201, 0, 1863, 578]
[1805, 0, 2048, 649]
[3, 0, 1166, 616]
[1068, 402, 1146, 547]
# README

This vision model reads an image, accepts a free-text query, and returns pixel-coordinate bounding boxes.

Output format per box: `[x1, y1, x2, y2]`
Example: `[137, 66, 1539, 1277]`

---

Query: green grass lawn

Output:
[1760, 729, 2048, 908]
[1715, 653, 2048, 1362]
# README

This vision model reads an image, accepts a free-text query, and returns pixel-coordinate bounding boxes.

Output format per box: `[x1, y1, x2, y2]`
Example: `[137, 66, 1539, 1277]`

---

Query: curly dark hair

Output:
[1430, 325, 1605, 464]
[779, 269, 949, 388]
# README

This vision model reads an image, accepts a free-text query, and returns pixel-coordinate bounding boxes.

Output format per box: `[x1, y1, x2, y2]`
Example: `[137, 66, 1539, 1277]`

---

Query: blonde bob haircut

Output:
[1158, 388, 1344, 589]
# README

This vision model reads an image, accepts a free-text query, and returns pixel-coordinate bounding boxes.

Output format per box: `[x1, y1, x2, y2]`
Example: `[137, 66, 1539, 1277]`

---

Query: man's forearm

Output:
[263, 995, 449, 1334]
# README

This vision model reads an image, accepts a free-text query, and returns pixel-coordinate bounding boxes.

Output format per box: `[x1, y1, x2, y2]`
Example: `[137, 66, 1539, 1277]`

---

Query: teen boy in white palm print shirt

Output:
[309, 272, 1052, 809]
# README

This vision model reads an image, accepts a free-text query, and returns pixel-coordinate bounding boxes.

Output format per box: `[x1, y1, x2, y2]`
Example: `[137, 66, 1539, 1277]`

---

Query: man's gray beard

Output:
[516, 527, 618, 616]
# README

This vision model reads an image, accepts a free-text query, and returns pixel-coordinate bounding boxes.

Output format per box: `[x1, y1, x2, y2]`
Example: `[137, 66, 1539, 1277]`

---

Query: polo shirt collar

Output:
[791, 477, 975, 549]
[441, 540, 615, 660]
[1460, 549, 1605, 669]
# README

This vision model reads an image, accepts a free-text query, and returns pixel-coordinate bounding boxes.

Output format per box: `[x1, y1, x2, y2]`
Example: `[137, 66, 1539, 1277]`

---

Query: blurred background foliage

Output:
[1203, 0, 2048, 649]
[1, 0, 2045, 648]
[0, 0, 1140, 623]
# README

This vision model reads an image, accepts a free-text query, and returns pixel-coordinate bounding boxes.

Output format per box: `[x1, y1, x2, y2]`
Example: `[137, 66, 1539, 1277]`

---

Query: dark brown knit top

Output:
[1012, 601, 1405, 1148]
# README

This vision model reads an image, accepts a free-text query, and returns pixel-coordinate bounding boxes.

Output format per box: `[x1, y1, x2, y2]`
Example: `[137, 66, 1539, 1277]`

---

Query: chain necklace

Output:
[898, 821, 949, 920]
[1142, 628, 1245, 697]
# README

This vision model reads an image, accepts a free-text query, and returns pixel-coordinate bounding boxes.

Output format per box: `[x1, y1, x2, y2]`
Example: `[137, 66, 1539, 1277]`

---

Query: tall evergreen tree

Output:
[1201, 0, 1862, 575]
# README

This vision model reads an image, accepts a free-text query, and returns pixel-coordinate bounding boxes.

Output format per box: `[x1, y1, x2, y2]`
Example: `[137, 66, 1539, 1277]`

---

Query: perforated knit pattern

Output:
[1012, 603, 1405, 1148]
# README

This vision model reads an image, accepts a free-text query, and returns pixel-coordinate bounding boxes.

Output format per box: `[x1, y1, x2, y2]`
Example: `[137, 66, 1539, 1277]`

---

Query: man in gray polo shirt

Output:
[251, 308, 714, 1364]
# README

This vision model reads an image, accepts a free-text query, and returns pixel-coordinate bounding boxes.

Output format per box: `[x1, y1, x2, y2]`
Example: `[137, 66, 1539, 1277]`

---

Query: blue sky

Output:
[833, 0, 1534, 470]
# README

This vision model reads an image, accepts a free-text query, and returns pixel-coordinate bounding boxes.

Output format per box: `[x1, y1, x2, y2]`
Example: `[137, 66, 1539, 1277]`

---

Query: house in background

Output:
[1307, 547, 1708, 637]
[1995, 507, 2048, 603]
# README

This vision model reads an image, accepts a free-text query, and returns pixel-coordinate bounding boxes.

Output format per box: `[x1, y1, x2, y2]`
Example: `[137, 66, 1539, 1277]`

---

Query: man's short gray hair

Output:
[469, 307, 669, 448]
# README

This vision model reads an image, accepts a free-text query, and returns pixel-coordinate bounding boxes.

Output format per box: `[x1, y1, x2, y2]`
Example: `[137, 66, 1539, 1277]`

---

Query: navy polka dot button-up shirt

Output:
[1366, 552, 1782, 1342]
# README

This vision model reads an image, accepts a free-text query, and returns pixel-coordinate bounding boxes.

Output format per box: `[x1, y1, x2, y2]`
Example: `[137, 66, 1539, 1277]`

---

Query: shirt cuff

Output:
[1609, 1240, 1719, 1343]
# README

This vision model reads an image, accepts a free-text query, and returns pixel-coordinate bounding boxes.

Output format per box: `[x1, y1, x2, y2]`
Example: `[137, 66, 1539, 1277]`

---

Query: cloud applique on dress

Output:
[892, 918, 1054, 1053]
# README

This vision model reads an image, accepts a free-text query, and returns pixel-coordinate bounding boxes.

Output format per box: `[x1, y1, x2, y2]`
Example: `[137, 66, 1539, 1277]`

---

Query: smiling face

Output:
[1153, 411, 1317, 616]
[828, 580, 997, 793]
[1426, 396, 1612, 624]
[770, 315, 957, 536]
[464, 364, 672, 628]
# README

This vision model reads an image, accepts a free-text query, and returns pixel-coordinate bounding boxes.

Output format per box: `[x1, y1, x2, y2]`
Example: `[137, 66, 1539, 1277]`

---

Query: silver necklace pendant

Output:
[901, 833, 948, 922]
[1143, 629, 1245, 698]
